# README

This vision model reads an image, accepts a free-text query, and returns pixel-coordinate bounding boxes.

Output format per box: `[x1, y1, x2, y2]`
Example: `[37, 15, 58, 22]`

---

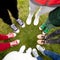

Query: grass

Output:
[0, 0, 60, 60]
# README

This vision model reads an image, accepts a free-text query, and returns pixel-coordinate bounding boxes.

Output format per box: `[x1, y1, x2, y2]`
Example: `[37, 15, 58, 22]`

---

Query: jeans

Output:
[44, 50, 60, 60]
[37, 56, 43, 60]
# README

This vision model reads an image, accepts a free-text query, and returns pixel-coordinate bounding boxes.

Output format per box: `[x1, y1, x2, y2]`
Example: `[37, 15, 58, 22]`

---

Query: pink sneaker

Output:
[7, 33, 16, 38]
[10, 40, 20, 47]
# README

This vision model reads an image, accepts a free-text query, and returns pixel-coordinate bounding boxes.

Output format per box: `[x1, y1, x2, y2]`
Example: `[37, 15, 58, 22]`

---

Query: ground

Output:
[0, 0, 60, 60]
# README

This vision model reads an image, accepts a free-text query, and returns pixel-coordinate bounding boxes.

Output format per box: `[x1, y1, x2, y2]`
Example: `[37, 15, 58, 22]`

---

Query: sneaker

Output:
[39, 24, 46, 31]
[33, 16, 39, 26]
[36, 45, 45, 55]
[7, 33, 16, 38]
[37, 40, 46, 45]
[26, 14, 33, 25]
[10, 40, 20, 47]
[43, 28, 49, 34]
[11, 24, 20, 33]
[37, 34, 45, 40]
[16, 19, 25, 28]
[32, 48, 39, 57]
[26, 48, 32, 54]
[19, 45, 26, 53]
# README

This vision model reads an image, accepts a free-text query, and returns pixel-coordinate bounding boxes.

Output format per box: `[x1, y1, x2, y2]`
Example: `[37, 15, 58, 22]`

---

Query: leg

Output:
[42, 18, 55, 34]
[46, 38, 60, 44]
[37, 19, 55, 40]
[32, 48, 43, 60]
[44, 50, 60, 60]
[26, 0, 39, 25]
[36, 45, 60, 60]
[34, 6, 56, 25]
[8, 1, 25, 28]
[0, 9, 12, 25]
[0, 40, 20, 52]
[0, 33, 16, 40]
[8, 0, 18, 19]
[37, 56, 43, 60]
[39, 18, 50, 34]
[37, 19, 50, 39]
[0, 8, 19, 33]
[37, 38, 60, 45]
[0, 34, 8, 40]
[0, 42, 10, 52]
[46, 29, 60, 40]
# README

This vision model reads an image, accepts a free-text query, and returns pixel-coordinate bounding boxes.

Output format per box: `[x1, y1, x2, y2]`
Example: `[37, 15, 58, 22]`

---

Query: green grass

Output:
[0, 0, 60, 60]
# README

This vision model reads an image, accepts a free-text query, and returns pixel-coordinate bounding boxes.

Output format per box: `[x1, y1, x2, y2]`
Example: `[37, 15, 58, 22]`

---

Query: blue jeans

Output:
[37, 56, 43, 60]
[44, 50, 60, 60]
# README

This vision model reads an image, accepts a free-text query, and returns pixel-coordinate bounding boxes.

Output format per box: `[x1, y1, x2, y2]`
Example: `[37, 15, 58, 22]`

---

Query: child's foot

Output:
[36, 45, 45, 55]
[43, 28, 49, 34]
[37, 40, 46, 45]
[32, 48, 39, 57]
[37, 34, 45, 40]
[16, 19, 25, 28]
[26, 14, 33, 25]
[39, 24, 46, 31]
[7, 33, 16, 38]
[33, 17, 39, 26]
[10, 40, 20, 47]
[19, 45, 26, 53]
[11, 24, 20, 33]
[26, 48, 32, 54]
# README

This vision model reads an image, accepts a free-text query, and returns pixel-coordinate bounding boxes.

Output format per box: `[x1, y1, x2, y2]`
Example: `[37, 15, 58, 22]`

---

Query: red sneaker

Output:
[10, 40, 20, 47]
[7, 33, 16, 38]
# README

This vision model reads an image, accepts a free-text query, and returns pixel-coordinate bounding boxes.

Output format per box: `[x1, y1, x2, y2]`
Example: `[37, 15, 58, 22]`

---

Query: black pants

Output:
[45, 29, 60, 44]
[0, 0, 18, 25]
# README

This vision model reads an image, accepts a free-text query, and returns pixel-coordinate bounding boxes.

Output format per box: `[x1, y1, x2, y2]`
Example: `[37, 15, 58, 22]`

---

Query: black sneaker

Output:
[16, 19, 25, 28]
[11, 24, 20, 33]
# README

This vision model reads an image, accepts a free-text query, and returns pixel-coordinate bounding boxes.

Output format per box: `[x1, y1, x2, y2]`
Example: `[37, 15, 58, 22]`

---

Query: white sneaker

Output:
[33, 17, 39, 26]
[26, 14, 33, 25]
[16, 19, 25, 28]
[26, 48, 32, 54]
[19, 45, 26, 53]
[11, 24, 20, 33]
[22, 23, 25, 28]
[32, 48, 39, 57]
[36, 45, 45, 55]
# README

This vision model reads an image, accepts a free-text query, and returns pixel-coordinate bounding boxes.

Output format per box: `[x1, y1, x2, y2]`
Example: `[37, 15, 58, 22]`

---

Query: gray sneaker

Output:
[32, 48, 39, 57]
[36, 45, 45, 55]
[16, 19, 25, 28]
[11, 24, 20, 33]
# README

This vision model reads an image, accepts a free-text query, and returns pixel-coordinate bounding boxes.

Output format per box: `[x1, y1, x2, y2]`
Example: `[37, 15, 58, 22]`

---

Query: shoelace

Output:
[12, 24, 18, 31]
[17, 19, 24, 26]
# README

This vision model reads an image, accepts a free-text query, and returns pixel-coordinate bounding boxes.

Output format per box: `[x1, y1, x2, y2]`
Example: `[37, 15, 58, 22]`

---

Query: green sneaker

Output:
[43, 28, 49, 34]
[39, 23, 46, 31]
